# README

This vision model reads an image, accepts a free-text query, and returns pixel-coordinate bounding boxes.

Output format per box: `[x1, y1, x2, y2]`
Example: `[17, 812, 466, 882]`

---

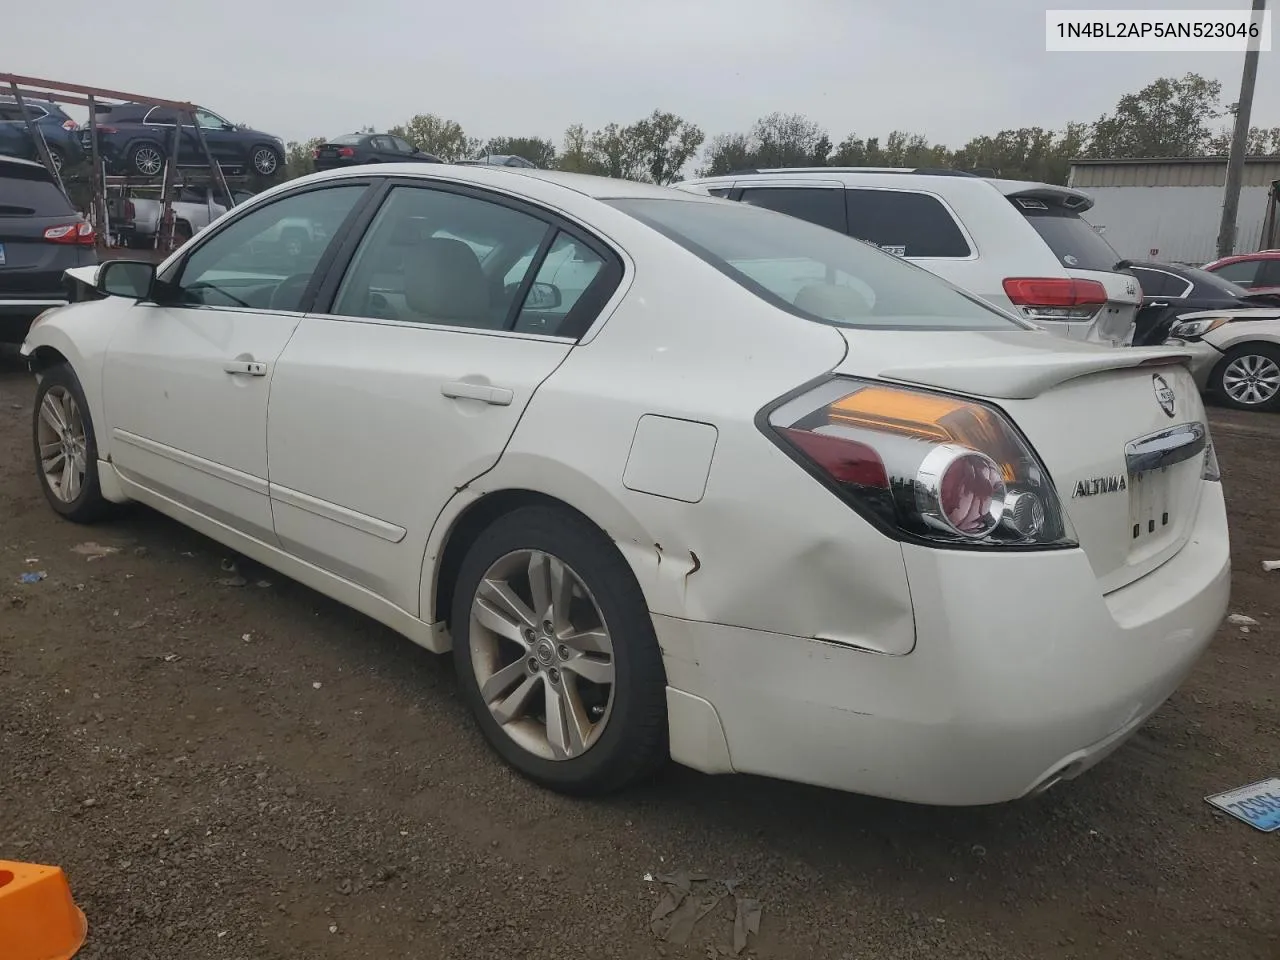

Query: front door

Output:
[101, 182, 371, 542]
[265, 180, 617, 613]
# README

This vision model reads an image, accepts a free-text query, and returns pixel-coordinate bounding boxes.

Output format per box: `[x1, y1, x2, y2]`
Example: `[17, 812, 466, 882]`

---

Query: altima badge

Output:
[1153, 374, 1176, 417]
[1072, 475, 1128, 498]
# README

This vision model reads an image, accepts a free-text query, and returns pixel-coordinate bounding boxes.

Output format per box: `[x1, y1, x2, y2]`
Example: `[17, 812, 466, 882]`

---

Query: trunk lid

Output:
[836, 329, 1211, 593]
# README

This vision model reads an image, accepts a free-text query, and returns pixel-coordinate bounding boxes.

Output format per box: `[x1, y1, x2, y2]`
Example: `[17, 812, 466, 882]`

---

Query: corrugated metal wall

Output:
[1079, 184, 1270, 265]
[1070, 159, 1280, 188]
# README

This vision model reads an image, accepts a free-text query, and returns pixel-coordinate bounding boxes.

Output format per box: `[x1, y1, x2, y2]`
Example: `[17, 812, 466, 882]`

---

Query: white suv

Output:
[675, 168, 1140, 346]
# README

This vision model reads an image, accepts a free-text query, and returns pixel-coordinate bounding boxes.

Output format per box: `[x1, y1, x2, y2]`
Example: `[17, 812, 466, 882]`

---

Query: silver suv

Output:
[675, 168, 1140, 346]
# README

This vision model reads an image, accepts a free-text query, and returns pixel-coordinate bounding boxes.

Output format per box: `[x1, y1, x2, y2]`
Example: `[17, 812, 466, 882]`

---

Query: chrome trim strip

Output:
[269, 482, 407, 543]
[112, 429, 268, 495]
[1125, 422, 1207, 474]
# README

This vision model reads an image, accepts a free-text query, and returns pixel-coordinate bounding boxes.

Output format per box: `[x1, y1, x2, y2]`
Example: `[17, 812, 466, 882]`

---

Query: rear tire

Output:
[32, 364, 112, 523]
[451, 505, 669, 795]
[1211, 343, 1280, 412]
[128, 141, 165, 178]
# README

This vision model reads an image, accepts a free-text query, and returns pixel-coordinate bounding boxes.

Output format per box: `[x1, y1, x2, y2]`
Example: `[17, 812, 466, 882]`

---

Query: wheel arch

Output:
[1208, 339, 1280, 407]
[423, 460, 668, 632]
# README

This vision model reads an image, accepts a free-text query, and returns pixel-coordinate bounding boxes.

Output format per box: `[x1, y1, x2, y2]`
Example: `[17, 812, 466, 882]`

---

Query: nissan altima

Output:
[21, 164, 1230, 804]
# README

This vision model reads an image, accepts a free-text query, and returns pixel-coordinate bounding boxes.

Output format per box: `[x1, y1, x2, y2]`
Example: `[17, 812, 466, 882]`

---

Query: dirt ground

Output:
[1, 353, 1277, 960]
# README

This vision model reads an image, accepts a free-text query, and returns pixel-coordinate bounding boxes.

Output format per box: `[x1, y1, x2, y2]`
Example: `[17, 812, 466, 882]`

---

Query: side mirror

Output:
[97, 259, 157, 300]
[526, 282, 562, 310]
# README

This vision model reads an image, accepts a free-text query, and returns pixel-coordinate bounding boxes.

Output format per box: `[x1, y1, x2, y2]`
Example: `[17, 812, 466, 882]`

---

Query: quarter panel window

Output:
[844, 189, 972, 258]
[1132, 268, 1176, 298]
[738, 187, 846, 233]
[172, 185, 366, 311]
[330, 185, 552, 330]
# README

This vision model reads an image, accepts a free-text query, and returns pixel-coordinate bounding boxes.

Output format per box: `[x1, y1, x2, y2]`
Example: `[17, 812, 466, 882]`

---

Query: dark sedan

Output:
[0, 156, 97, 344]
[313, 134, 441, 170]
[1129, 260, 1280, 345]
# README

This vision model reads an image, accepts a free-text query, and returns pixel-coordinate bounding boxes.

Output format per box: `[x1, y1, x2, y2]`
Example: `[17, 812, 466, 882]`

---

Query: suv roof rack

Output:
[723, 166, 986, 178]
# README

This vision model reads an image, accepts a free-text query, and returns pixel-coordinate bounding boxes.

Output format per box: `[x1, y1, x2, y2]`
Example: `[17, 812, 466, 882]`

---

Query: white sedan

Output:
[22, 165, 1230, 805]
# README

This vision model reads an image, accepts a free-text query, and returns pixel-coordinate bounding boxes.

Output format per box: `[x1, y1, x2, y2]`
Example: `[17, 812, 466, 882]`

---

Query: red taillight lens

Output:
[62, 119, 78, 131]
[312, 147, 321, 159]
[337, 146, 355, 158]
[766, 379, 1075, 548]
[1002, 277, 1109, 323]
[94, 125, 118, 135]
[123, 200, 135, 219]
[44, 222, 95, 245]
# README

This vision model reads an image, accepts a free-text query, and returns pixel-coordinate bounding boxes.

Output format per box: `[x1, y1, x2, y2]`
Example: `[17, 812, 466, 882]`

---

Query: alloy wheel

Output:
[37, 385, 88, 503]
[134, 146, 163, 176]
[253, 148, 278, 175]
[1222, 353, 1280, 406]
[469, 549, 616, 761]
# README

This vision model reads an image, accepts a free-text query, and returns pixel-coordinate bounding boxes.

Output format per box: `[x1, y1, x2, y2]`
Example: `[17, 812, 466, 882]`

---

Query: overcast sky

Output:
[4, 0, 1276, 150]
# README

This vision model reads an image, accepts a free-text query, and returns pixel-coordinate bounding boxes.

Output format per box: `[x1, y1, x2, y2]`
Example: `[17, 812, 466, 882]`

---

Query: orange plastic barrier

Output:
[0, 861, 87, 960]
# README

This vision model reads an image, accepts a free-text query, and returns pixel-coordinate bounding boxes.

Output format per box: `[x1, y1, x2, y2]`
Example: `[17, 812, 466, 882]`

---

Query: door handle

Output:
[223, 360, 268, 377]
[1147, 301, 1169, 308]
[441, 381, 514, 406]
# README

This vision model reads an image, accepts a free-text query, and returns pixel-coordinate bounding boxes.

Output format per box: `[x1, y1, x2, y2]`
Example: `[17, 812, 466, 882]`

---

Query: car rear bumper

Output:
[657, 482, 1230, 805]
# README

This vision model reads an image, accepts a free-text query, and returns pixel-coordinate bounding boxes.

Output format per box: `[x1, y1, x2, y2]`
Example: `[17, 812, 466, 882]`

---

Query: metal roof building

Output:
[1068, 156, 1280, 265]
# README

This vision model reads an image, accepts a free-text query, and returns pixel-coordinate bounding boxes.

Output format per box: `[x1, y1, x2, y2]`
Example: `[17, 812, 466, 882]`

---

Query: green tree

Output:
[481, 136, 557, 168]
[589, 123, 644, 179]
[699, 113, 829, 174]
[1087, 72, 1223, 158]
[389, 114, 480, 161]
[556, 123, 608, 175]
[629, 110, 704, 184]
[284, 137, 325, 180]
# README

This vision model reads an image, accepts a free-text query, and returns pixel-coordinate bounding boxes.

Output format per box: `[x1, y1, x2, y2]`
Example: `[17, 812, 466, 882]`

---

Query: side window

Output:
[1257, 259, 1280, 287]
[509, 232, 607, 335]
[844, 189, 972, 258]
[330, 185, 552, 330]
[738, 187, 846, 233]
[392, 137, 415, 153]
[144, 107, 178, 125]
[371, 136, 394, 152]
[1213, 260, 1260, 287]
[195, 109, 225, 130]
[171, 185, 366, 311]
[1132, 268, 1175, 298]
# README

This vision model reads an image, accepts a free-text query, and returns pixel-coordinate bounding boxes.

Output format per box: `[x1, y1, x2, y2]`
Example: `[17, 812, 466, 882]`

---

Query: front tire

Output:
[1212, 343, 1280, 412]
[250, 145, 281, 176]
[32, 364, 112, 522]
[451, 505, 668, 795]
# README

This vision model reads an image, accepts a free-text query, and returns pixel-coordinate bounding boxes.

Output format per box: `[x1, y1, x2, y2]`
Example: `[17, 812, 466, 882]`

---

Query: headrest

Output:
[793, 282, 873, 321]
[404, 237, 490, 324]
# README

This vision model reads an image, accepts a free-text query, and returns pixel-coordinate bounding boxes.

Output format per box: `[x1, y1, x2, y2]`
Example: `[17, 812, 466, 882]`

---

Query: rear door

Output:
[265, 179, 621, 614]
[1010, 194, 1140, 345]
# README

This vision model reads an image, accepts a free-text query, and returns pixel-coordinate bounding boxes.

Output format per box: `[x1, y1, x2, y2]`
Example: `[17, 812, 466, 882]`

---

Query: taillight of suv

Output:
[43, 222, 95, 245]
[1002, 277, 1111, 323]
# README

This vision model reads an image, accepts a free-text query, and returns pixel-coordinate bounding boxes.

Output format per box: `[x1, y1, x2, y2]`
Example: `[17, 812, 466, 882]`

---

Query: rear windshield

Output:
[1020, 207, 1121, 272]
[604, 198, 1022, 330]
[329, 134, 364, 145]
[0, 173, 73, 217]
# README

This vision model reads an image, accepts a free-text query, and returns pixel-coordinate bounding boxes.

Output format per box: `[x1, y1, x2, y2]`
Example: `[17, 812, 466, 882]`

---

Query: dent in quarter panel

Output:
[622, 415, 718, 503]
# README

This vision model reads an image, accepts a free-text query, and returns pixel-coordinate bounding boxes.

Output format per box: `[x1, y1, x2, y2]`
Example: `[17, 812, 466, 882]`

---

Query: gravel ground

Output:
[1, 354, 1278, 960]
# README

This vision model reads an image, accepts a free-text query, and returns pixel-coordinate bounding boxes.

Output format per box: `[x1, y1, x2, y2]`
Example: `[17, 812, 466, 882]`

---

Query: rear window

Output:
[1019, 206, 1121, 272]
[330, 134, 364, 145]
[605, 198, 1023, 331]
[0, 172, 73, 217]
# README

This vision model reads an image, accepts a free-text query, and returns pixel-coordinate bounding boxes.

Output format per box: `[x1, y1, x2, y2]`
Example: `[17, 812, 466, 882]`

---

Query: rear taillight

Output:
[123, 200, 135, 219]
[62, 119, 78, 131]
[338, 146, 355, 157]
[43, 222, 95, 246]
[312, 147, 321, 159]
[1002, 277, 1109, 322]
[93, 125, 117, 135]
[766, 379, 1076, 549]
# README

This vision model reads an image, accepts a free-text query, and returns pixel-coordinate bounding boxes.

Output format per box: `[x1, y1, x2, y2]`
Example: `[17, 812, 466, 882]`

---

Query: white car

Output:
[22, 165, 1229, 805]
[1163, 307, 1280, 411]
[675, 168, 1142, 347]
